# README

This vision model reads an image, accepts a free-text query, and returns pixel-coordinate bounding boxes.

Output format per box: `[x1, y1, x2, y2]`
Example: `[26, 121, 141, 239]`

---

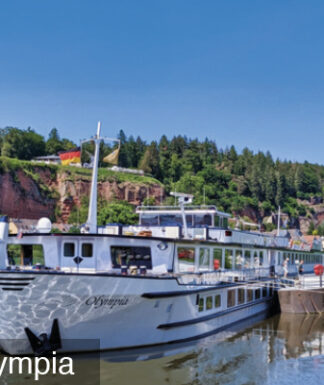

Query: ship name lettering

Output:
[85, 296, 129, 309]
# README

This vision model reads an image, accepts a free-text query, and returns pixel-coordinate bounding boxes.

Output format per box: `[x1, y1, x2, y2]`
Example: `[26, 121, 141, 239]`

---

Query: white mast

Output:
[82, 121, 120, 233]
[85, 121, 101, 233]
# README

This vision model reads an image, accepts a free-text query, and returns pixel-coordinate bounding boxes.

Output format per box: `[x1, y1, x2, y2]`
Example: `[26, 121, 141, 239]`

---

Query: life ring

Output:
[314, 264, 324, 276]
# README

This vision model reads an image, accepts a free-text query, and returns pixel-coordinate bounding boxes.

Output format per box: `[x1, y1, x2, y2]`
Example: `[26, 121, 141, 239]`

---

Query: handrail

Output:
[175, 267, 271, 286]
[136, 205, 218, 212]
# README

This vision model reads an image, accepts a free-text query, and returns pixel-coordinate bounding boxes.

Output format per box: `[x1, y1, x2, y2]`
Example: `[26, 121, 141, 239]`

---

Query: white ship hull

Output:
[0, 272, 273, 355]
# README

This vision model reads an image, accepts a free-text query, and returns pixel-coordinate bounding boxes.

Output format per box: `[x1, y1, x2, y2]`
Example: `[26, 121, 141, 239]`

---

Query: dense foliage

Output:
[115, 132, 324, 221]
[68, 197, 138, 225]
[1, 126, 324, 223]
[0, 127, 76, 160]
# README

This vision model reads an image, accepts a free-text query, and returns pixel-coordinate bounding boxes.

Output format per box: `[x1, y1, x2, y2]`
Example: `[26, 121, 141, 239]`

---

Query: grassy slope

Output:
[0, 156, 162, 186]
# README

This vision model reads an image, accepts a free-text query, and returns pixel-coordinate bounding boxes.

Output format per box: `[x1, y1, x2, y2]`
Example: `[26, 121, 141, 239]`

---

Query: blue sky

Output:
[1, 1, 324, 163]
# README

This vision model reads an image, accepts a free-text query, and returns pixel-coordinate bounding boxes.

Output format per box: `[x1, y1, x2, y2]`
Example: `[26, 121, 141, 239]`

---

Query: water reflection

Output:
[2, 313, 324, 384]
[100, 313, 324, 385]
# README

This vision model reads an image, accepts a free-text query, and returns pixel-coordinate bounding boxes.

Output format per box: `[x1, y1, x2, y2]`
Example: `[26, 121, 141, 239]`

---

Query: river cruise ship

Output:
[0, 123, 322, 355]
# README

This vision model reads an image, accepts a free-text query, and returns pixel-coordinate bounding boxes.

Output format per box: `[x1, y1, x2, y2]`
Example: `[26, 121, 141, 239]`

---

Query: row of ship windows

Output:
[197, 286, 273, 312]
[178, 246, 266, 272]
[279, 251, 322, 265]
[7, 244, 153, 268]
[178, 246, 324, 273]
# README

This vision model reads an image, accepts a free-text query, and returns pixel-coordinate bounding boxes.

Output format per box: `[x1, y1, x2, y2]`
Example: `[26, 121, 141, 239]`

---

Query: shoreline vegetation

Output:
[1, 126, 324, 234]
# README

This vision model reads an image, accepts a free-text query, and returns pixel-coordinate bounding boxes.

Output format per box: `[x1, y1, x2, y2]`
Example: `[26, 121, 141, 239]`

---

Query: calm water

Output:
[2, 312, 324, 384]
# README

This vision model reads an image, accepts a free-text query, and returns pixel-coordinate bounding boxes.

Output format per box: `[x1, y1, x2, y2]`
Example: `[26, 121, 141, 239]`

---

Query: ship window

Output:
[235, 250, 243, 269]
[7, 244, 45, 266]
[141, 214, 159, 226]
[238, 288, 245, 304]
[111, 246, 152, 268]
[262, 287, 268, 297]
[198, 297, 204, 312]
[247, 289, 253, 302]
[81, 243, 93, 257]
[255, 289, 261, 300]
[213, 248, 222, 270]
[186, 215, 193, 226]
[160, 214, 182, 226]
[206, 296, 213, 310]
[177, 247, 195, 272]
[227, 290, 236, 308]
[215, 294, 221, 308]
[214, 215, 220, 227]
[64, 242, 75, 257]
[259, 251, 264, 266]
[269, 285, 273, 297]
[199, 248, 210, 271]
[223, 218, 228, 228]
[225, 249, 233, 269]
[194, 214, 212, 226]
[253, 251, 259, 267]
[244, 250, 252, 268]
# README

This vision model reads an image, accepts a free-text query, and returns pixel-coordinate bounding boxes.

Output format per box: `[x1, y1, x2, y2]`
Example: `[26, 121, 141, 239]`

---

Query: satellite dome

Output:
[36, 217, 52, 233]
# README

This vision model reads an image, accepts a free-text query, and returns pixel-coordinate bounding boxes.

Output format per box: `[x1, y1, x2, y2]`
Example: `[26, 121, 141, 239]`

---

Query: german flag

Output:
[59, 147, 81, 166]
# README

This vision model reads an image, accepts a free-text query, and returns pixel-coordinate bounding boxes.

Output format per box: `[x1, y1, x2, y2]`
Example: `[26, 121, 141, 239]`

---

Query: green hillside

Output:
[1, 126, 324, 232]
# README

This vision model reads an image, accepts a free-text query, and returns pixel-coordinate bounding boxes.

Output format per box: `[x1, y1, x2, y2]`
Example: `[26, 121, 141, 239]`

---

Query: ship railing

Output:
[136, 205, 218, 212]
[175, 267, 271, 286]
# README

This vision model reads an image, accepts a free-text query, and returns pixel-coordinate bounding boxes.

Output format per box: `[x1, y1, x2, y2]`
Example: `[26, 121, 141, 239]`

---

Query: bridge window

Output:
[186, 215, 193, 226]
[7, 244, 45, 266]
[194, 214, 212, 226]
[141, 214, 159, 225]
[247, 289, 253, 302]
[160, 214, 182, 226]
[111, 246, 152, 268]
[255, 289, 261, 300]
[177, 247, 195, 272]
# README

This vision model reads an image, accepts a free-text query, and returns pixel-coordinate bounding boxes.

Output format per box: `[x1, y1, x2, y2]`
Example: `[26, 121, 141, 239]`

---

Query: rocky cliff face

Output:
[0, 165, 164, 223]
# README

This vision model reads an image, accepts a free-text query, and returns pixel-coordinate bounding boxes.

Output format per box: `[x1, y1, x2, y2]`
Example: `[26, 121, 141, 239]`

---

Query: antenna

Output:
[277, 206, 281, 236]
[170, 192, 193, 238]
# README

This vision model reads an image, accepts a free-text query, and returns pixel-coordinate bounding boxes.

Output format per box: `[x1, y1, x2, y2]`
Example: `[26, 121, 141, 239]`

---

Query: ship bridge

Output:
[136, 205, 231, 228]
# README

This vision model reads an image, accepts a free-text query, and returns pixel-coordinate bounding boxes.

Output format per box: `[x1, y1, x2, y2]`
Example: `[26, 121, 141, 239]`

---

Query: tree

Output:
[97, 202, 138, 225]
[46, 128, 62, 154]
[139, 141, 160, 178]
[1, 127, 45, 160]
[46, 128, 77, 155]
